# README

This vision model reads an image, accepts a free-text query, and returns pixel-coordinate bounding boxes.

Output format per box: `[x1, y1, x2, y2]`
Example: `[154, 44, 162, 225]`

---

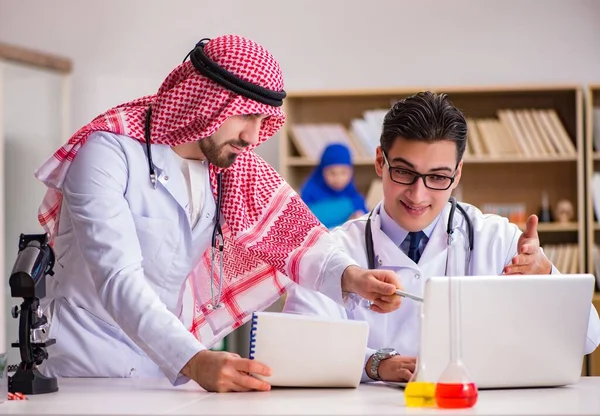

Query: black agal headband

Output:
[184, 38, 286, 107]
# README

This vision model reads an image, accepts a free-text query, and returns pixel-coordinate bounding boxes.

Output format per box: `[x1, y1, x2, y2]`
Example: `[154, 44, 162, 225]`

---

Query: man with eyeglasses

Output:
[282, 91, 600, 383]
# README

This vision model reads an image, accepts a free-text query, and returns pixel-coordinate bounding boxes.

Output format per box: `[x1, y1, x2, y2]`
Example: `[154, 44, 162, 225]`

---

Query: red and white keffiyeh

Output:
[34, 34, 328, 347]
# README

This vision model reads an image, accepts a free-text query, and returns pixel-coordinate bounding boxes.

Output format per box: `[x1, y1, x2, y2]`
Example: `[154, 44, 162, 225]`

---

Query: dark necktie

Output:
[407, 231, 425, 263]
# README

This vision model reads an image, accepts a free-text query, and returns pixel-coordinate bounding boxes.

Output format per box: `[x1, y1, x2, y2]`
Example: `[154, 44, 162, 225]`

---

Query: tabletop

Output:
[0, 377, 599, 415]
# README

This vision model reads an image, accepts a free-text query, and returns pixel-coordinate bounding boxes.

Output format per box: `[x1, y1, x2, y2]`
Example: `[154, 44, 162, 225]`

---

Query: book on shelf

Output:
[477, 109, 575, 158]
[465, 118, 486, 156]
[288, 108, 576, 161]
[289, 123, 369, 160]
[544, 244, 580, 275]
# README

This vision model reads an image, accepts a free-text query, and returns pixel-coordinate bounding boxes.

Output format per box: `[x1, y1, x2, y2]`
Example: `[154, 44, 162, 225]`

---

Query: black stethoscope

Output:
[365, 197, 474, 274]
[208, 172, 225, 310]
[144, 105, 227, 310]
[140, 38, 287, 311]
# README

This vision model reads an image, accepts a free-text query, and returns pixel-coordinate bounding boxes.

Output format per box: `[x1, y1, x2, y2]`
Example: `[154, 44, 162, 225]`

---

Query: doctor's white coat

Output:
[39, 131, 351, 384]
[283, 201, 600, 382]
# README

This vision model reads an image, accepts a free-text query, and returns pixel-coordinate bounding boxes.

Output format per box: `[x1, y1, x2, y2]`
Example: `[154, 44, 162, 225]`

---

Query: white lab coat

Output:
[39, 131, 352, 385]
[283, 202, 600, 382]
[40, 131, 218, 384]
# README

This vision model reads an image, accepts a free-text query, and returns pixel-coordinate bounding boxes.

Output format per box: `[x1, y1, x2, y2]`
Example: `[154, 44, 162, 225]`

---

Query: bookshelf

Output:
[279, 85, 585, 273]
[586, 85, 600, 281]
[585, 85, 600, 377]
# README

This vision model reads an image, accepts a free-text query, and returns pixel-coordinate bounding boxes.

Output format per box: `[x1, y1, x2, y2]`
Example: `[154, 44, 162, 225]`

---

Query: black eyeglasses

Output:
[382, 152, 456, 191]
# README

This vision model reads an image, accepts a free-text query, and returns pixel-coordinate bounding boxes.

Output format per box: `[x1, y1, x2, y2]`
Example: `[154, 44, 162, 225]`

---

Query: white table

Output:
[0, 377, 599, 415]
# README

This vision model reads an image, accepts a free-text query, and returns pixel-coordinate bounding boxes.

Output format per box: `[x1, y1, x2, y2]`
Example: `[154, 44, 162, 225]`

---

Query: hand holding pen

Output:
[395, 289, 423, 303]
[376, 266, 424, 303]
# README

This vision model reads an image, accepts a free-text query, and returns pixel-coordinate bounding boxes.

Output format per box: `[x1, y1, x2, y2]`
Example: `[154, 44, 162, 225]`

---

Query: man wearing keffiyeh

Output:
[34, 34, 403, 393]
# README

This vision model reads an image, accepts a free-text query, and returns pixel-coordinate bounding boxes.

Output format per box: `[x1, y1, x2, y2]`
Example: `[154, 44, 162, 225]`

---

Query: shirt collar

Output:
[143, 143, 172, 173]
[378, 203, 442, 247]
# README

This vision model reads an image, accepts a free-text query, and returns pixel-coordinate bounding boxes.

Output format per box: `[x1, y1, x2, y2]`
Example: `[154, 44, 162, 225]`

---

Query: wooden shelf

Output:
[287, 155, 578, 166]
[523, 222, 579, 232]
[285, 84, 581, 99]
[463, 155, 577, 163]
[0, 42, 72, 74]
[287, 156, 375, 167]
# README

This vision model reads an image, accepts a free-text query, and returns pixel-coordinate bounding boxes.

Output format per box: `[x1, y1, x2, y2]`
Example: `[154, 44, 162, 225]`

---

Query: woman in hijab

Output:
[301, 143, 368, 228]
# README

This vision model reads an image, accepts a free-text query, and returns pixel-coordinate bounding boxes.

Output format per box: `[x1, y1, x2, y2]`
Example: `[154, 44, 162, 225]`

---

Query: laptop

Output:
[388, 273, 595, 389]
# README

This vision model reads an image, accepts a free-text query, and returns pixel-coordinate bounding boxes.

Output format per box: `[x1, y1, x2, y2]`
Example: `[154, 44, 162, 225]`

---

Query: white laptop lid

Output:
[413, 273, 594, 389]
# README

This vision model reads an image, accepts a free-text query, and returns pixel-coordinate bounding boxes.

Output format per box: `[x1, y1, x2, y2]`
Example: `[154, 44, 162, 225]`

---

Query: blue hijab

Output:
[301, 143, 367, 228]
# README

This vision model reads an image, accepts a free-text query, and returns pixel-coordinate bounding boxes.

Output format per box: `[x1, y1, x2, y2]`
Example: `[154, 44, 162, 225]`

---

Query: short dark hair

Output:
[380, 91, 467, 162]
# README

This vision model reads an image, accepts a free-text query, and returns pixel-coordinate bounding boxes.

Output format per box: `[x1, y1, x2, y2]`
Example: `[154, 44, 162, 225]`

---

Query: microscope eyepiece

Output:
[9, 234, 55, 299]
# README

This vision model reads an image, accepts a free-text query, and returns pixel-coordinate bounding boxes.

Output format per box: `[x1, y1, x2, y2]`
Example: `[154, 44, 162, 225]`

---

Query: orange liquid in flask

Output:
[434, 381, 478, 409]
[435, 266, 478, 409]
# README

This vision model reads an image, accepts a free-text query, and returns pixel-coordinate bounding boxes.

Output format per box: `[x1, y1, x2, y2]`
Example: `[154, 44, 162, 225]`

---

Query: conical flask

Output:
[404, 356, 436, 407]
[405, 295, 436, 408]
[434, 271, 477, 409]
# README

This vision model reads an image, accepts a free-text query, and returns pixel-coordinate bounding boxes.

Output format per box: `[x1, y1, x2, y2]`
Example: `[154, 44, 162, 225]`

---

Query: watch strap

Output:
[369, 349, 398, 380]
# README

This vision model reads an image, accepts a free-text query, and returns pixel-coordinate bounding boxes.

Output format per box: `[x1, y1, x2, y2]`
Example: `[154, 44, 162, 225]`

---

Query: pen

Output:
[395, 289, 424, 303]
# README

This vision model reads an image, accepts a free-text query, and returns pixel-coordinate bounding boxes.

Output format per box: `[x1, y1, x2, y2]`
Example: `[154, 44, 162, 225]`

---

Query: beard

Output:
[198, 137, 249, 168]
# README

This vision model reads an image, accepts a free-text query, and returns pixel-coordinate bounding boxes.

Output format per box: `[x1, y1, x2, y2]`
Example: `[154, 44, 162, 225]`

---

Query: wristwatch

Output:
[369, 348, 398, 380]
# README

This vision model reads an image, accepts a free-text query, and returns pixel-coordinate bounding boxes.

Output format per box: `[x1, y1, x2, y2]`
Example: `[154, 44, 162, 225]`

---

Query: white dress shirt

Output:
[172, 151, 208, 228]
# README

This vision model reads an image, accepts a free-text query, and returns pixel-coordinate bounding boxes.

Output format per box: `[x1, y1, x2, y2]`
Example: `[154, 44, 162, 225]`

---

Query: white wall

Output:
[1, 0, 600, 169]
[1, 62, 65, 364]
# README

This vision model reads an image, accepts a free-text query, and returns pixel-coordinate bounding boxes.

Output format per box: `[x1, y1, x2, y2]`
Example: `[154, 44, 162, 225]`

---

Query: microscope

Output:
[8, 233, 58, 395]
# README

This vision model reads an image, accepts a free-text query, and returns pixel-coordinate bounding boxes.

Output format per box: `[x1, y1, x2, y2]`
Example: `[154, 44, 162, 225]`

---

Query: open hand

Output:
[182, 350, 272, 393]
[503, 215, 552, 275]
[341, 265, 402, 313]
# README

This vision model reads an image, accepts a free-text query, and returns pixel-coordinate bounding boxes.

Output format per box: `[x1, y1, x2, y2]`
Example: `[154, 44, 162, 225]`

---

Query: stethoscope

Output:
[143, 105, 226, 310]
[365, 197, 474, 275]
[208, 172, 225, 310]
[140, 39, 287, 311]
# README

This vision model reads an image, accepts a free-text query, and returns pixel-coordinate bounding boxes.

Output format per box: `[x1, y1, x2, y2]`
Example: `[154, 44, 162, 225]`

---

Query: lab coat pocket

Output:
[48, 298, 129, 378]
[62, 298, 124, 345]
[130, 212, 176, 268]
